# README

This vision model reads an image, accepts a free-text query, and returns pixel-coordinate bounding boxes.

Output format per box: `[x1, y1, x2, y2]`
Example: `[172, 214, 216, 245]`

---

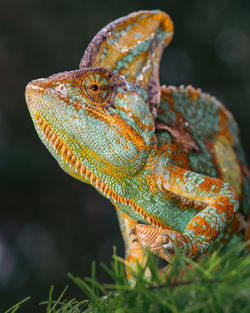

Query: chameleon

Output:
[25, 10, 250, 280]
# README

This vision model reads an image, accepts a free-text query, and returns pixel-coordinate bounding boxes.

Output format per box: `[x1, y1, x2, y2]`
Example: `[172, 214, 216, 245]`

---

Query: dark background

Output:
[1, 0, 250, 311]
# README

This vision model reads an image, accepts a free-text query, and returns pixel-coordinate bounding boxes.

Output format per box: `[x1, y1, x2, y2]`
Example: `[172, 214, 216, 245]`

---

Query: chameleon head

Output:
[25, 67, 155, 192]
[25, 10, 174, 201]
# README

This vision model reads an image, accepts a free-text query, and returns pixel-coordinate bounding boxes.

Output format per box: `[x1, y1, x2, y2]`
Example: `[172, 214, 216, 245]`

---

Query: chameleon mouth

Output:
[35, 114, 167, 229]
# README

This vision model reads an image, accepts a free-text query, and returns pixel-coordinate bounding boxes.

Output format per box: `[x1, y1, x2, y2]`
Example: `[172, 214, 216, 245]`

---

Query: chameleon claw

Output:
[156, 234, 169, 244]
[129, 226, 139, 243]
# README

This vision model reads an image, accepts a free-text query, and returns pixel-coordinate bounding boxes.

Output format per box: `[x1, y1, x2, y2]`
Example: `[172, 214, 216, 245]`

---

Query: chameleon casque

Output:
[25, 10, 250, 279]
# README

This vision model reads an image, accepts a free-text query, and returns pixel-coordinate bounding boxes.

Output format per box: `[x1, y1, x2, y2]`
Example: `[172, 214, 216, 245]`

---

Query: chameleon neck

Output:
[101, 148, 172, 229]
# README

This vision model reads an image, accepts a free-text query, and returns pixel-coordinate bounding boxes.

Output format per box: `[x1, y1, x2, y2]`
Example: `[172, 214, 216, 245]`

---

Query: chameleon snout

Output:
[25, 78, 51, 113]
[25, 78, 51, 95]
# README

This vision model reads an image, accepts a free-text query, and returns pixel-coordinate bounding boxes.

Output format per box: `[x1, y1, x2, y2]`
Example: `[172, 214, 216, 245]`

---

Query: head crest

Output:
[80, 10, 174, 119]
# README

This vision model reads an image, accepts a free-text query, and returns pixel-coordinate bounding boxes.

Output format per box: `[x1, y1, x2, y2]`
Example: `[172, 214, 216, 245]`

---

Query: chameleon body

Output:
[25, 11, 250, 279]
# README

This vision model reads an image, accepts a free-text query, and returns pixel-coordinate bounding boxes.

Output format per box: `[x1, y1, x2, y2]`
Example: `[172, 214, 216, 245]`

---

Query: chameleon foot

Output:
[130, 224, 193, 261]
[130, 224, 188, 261]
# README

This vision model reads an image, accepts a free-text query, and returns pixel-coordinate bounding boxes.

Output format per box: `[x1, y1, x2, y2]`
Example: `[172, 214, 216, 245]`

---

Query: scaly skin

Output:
[25, 10, 250, 280]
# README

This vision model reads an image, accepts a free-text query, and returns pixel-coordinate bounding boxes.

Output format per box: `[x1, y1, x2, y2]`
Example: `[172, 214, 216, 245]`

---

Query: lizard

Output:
[25, 10, 250, 280]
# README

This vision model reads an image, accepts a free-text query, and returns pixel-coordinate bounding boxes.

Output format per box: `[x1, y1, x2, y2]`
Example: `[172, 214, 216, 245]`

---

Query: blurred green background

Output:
[0, 0, 250, 311]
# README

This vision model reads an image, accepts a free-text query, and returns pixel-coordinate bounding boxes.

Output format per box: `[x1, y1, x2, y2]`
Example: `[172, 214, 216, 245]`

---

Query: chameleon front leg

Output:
[132, 164, 239, 260]
[115, 209, 149, 280]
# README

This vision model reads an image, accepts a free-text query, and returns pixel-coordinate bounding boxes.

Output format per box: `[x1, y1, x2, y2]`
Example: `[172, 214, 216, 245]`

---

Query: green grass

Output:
[5, 243, 250, 313]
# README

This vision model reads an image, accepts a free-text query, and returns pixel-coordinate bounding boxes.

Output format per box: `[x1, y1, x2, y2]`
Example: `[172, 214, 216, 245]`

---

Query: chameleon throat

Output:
[35, 114, 167, 229]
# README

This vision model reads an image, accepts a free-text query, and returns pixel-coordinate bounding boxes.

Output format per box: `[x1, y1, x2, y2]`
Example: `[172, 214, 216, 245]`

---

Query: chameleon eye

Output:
[81, 73, 112, 105]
